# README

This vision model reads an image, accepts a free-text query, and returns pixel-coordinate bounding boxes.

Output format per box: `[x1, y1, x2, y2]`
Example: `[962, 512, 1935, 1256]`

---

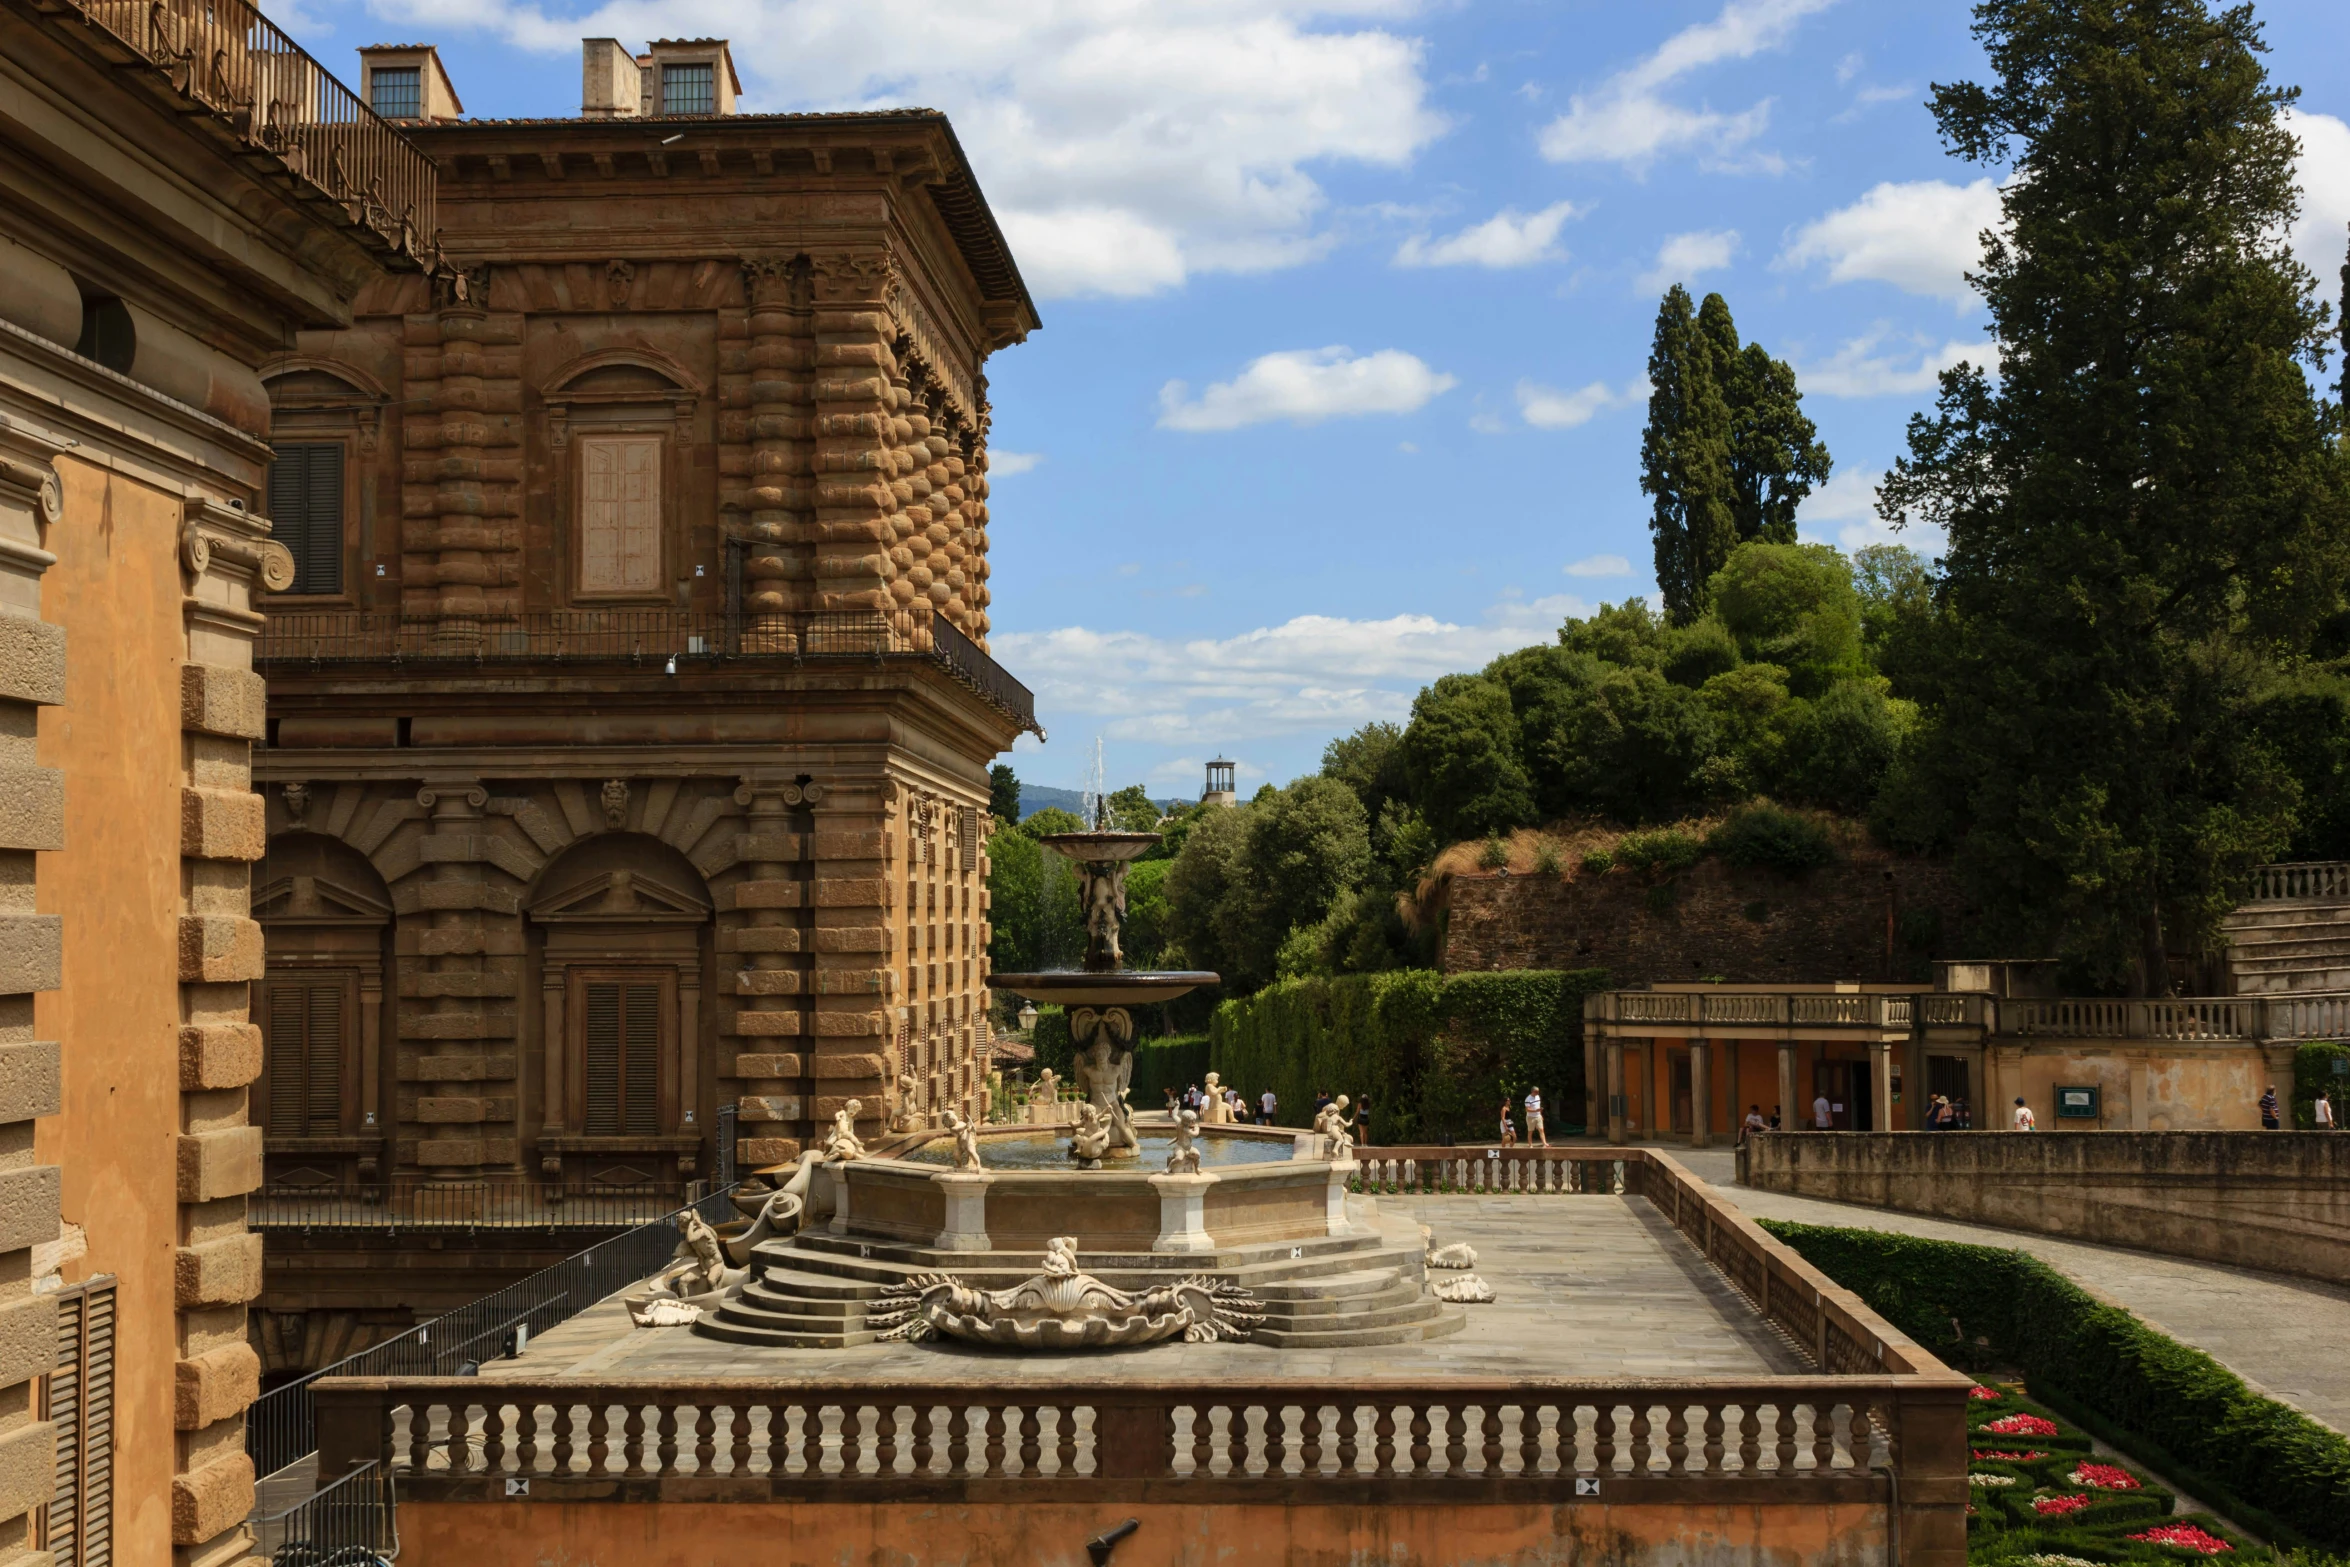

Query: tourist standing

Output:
[1259, 1087, 1277, 1125]
[1524, 1087, 1548, 1147]
[1313, 1088, 1333, 1119]
[2011, 1097, 2036, 1131]
[2259, 1085, 2281, 1130]
[1812, 1092, 1833, 1130]
[1498, 1095, 1516, 1148]
[1741, 1105, 1767, 1144]
[1956, 1098, 1973, 1129]
[2314, 1090, 2336, 1130]
[1163, 1086, 1179, 1115]
[1354, 1094, 1374, 1149]
[1183, 1083, 1201, 1112]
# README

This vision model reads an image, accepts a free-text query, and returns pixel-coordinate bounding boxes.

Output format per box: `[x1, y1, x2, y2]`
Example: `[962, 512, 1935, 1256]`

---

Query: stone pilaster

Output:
[810, 781, 894, 1144]
[396, 310, 444, 620]
[724, 783, 814, 1166]
[809, 252, 901, 621]
[430, 299, 491, 633]
[0, 423, 65, 1567]
[739, 255, 815, 647]
[174, 497, 290, 1567]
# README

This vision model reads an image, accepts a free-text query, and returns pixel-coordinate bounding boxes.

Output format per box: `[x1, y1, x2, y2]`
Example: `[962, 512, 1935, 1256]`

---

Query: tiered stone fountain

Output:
[692, 807, 1465, 1351]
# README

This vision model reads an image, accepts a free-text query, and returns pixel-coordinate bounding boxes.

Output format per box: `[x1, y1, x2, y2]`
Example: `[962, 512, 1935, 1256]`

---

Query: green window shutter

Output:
[584, 983, 621, 1135]
[624, 983, 660, 1135]
[266, 443, 344, 595]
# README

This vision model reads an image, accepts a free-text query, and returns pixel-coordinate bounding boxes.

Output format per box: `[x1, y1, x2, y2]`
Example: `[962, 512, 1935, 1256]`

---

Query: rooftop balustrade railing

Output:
[256, 608, 1040, 732]
[249, 1179, 699, 1234]
[248, 1183, 740, 1484]
[57, 0, 434, 263]
[1586, 987, 2348, 1042]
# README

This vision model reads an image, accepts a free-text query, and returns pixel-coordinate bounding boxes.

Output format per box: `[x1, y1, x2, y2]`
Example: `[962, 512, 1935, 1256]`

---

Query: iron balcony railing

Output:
[256, 608, 1040, 733]
[59, 0, 435, 263]
[247, 1183, 740, 1483]
[248, 1179, 700, 1234]
[249, 1459, 396, 1565]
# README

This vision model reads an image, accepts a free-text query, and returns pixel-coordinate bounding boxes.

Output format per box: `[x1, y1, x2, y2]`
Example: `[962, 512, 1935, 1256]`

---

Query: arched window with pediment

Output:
[255, 833, 394, 1185]
[541, 351, 701, 606]
[525, 832, 713, 1188]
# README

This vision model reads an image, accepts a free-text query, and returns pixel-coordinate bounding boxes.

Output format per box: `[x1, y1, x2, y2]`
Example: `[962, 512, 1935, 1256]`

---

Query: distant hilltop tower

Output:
[1202, 757, 1238, 808]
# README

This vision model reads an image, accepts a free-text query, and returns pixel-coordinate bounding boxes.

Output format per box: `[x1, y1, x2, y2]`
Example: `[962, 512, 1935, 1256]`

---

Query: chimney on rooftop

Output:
[582, 37, 642, 118]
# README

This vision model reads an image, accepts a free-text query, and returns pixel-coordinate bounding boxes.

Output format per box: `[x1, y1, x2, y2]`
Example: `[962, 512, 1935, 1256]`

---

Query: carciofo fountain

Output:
[686, 801, 1466, 1352]
[986, 802, 1216, 1159]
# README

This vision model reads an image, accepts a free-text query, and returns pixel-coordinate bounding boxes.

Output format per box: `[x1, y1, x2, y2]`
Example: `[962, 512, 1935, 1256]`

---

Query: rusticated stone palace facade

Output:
[251, 46, 1039, 1352]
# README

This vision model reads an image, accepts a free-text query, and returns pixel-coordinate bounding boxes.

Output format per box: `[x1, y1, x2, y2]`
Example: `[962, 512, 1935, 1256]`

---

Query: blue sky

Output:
[286, 0, 2350, 796]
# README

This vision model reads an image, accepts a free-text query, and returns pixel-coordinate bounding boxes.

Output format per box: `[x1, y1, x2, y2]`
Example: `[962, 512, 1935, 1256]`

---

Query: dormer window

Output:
[370, 66, 420, 119]
[661, 62, 714, 115]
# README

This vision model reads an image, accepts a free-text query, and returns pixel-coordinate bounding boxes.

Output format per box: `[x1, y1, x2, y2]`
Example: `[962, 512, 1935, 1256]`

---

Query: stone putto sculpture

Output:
[1068, 1103, 1112, 1168]
[868, 1236, 1263, 1348]
[1029, 1069, 1058, 1106]
[888, 1073, 921, 1134]
[1165, 1109, 1202, 1174]
[1313, 1094, 1354, 1158]
[823, 1099, 867, 1162]
[1201, 1071, 1228, 1125]
[943, 1108, 983, 1171]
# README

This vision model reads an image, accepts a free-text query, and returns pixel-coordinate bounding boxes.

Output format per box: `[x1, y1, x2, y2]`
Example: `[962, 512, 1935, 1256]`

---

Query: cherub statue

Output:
[944, 1108, 983, 1171]
[1201, 1071, 1228, 1125]
[1029, 1069, 1059, 1106]
[1166, 1108, 1202, 1175]
[1069, 1102, 1111, 1168]
[888, 1073, 920, 1134]
[1313, 1094, 1355, 1159]
[625, 1210, 744, 1326]
[823, 1099, 867, 1162]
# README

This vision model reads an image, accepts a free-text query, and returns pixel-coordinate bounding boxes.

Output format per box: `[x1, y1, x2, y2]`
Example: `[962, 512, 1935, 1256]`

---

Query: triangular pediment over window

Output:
[255, 874, 395, 924]
[528, 868, 711, 925]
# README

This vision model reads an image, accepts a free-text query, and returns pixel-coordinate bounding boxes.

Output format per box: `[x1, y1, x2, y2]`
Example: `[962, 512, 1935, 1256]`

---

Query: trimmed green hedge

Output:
[1760, 1221, 2350, 1552]
[1208, 969, 1608, 1144]
[2292, 1041, 2350, 1129]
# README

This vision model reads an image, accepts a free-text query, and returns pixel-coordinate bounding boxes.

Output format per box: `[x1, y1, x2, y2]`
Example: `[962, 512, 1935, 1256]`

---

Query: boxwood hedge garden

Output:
[1761, 1222, 2350, 1556]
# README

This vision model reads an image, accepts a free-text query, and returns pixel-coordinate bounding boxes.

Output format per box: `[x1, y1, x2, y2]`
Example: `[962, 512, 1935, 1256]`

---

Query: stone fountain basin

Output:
[1030, 831, 1163, 862]
[826, 1124, 1352, 1256]
[986, 970, 1217, 1007]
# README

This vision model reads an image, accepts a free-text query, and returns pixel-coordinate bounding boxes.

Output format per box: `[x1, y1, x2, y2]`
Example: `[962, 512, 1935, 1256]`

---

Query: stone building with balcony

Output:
[249, 36, 1040, 1364]
[0, 0, 433, 1556]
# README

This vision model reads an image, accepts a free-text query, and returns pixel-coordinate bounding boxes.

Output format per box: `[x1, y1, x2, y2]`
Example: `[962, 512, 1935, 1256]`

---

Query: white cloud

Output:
[989, 450, 1044, 476]
[1537, 0, 1834, 173]
[1394, 200, 1579, 268]
[1638, 229, 1740, 291]
[1565, 554, 1632, 578]
[993, 596, 1588, 747]
[2287, 110, 2350, 317]
[1797, 466, 1943, 555]
[1516, 376, 1649, 430]
[366, 0, 1446, 300]
[1157, 347, 1456, 431]
[1796, 328, 1992, 398]
[1779, 178, 2001, 306]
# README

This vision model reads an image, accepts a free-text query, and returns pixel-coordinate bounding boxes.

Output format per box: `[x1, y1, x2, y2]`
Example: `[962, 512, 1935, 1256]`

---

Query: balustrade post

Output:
[314, 1382, 392, 1478]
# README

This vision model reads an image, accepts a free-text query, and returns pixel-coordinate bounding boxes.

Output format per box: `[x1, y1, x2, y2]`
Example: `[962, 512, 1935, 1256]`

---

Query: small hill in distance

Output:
[1018, 783, 1186, 821]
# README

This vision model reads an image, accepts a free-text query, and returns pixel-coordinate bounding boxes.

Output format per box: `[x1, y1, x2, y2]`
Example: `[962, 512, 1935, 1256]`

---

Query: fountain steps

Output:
[699, 1233, 1465, 1350]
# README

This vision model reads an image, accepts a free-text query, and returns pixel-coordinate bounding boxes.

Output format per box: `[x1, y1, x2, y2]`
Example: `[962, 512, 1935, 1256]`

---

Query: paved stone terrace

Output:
[1667, 1147, 2350, 1437]
[487, 1194, 1810, 1383]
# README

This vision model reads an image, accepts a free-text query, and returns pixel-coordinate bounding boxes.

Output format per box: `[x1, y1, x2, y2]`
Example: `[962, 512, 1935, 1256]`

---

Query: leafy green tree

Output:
[1880, 0, 2349, 991]
[988, 763, 1020, 823]
[1106, 784, 1161, 832]
[985, 827, 1083, 973]
[1642, 285, 1737, 622]
[1018, 806, 1086, 838]
[1400, 674, 1536, 843]
[1321, 722, 1411, 828]
[1644, 290, 1832, 622]
[1162, 778, 1372, 991]
[1707, 542, 1868, 697]
[1163, 805, 1251, 981]
[1850, 543, 1940, 691]
[1777, 680, 1916, 815]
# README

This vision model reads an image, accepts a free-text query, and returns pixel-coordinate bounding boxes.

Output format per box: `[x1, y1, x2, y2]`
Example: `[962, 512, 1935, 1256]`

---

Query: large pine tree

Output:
[1882, 0, 2350, 992]
[1643, 289, 1829, 621]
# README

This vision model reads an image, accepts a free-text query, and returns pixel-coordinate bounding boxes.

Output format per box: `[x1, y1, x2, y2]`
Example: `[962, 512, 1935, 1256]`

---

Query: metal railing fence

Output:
[59, 0, 434, 261]
[247, 1183, 739, 1482]
[248, 1179, 695, 1233]
[256, 608, 1038, 732]
[249, 1459, 396, 1565]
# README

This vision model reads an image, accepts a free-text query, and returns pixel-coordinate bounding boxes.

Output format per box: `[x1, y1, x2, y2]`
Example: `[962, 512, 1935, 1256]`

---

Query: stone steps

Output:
[2218, 901, 2350, 993]
[1253, 1300, 1466, 1349]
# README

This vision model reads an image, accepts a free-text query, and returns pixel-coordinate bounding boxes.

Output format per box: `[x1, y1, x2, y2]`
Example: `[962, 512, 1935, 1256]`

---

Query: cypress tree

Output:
[1644, 289, 1830, 621]
[1882, 0, 2350, 992]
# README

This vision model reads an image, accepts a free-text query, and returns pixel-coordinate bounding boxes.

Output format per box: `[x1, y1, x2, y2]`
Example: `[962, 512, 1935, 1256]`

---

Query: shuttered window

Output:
[263, 977, 347, 1137]
[582, 980, 662, 1135]
[265, 442, 344, 595]
[579, 435, 662, 594]
[39, 1275, 115, 1567]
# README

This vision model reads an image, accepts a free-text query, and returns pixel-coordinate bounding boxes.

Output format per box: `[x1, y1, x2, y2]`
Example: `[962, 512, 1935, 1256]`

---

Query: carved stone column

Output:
[1605, 1039, 1625, 1145]
[739, 254, 814, 649]
[1689, 1038, 1712, 1149]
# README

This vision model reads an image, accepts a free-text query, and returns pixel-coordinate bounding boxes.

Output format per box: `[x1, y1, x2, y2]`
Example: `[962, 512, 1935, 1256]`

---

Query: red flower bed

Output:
[2068, 1462, 2140, 1491]
[1985, 1414, 2060, 1437]
[2129, 1524, 2233, 1556]
[1972, 1449, 2048, 1461]
[1970, 1385, 2004, 1401]
[2032, 1494, 2093, 1517]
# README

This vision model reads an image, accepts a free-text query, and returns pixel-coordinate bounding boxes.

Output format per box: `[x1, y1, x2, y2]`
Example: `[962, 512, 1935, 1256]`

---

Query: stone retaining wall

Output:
[1741, 1130, 2350, 1286]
